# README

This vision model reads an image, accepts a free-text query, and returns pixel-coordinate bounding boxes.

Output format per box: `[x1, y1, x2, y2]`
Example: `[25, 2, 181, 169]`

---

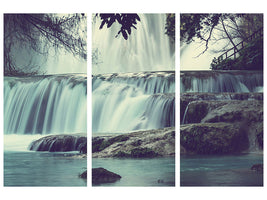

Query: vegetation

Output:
[97, 13, 175, 41]
[4, 14, 87, 76]
[210, 38, 263, 70]
[165, 14, 175, 43]
[97, 14, 140, 40]
[181, 13, 263, 70]
[181, 14, 263, 54]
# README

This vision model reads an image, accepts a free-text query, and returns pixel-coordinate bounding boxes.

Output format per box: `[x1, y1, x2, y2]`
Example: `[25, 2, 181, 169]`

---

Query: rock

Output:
[182, 100, 263, 124]
[251, 164, 263, 173]
[180, 123, 249, 154]
[92, 127, 175, 158]
[92, 168, 121, 184]
[180, 93, 263, 123]
[29, 134, 87, 153]
[79, 170, 87, 179]
[200, 100, 263, 124]
[114, 147, 159, 158]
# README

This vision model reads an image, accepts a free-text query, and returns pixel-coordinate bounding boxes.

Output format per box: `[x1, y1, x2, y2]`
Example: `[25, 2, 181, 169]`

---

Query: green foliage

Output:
[210, 38, 263, 70]
[98, 14, 140, 40]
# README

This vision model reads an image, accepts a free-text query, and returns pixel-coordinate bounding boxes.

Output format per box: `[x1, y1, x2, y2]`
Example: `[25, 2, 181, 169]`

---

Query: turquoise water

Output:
[92, 157, 175, 186]
[4, 151, 87, 187]
[180, 153, 263, 186]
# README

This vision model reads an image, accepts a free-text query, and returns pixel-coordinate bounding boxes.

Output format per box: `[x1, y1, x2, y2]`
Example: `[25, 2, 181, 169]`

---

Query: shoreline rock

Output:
[29, 134, 87, 153]
[181, 123, 249, 154]
[251, 164, 263, 173]
[92, 168, 121, 185]
[92, 127, 175, 158]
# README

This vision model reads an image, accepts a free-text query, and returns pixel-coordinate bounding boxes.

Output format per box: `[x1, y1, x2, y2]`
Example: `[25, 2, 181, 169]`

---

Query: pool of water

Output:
[180, 153, 263, 186]
[92, 157, 175, 186]
[4, 151, 87, 187]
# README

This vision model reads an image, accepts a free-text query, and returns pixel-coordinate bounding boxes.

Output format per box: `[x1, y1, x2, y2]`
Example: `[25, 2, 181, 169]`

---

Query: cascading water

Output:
[92, 14, 174, 74]
[4, 74, 87, 186]
[92, 72, 175, 133]
[181, 70, 263, 93]
[92, 14, 175, 134]
[4, 74, 87, 135]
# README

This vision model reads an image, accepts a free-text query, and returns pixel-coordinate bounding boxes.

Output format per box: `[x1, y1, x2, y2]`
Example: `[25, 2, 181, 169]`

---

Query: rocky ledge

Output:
[29, 134, 87, 153]
[180, 93, 263, 122]
[181, 98, 263, 154]
[181, 123, 250, 154]
[92, 127, 175, 158]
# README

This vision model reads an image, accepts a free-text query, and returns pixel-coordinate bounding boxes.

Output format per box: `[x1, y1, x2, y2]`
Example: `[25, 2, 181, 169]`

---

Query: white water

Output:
[4, 75, 87, 135]
[4, 134, 43, 151]
[92, 14, 174, 74]
[180, 71, 263, 93]
[92, 72, 175, 133]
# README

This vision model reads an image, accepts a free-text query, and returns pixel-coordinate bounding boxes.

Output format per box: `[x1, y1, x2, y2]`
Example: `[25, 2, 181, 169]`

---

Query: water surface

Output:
[92, 157, 175, 186]
[180, 154, 263, 186]
[4, 151, 87, 187]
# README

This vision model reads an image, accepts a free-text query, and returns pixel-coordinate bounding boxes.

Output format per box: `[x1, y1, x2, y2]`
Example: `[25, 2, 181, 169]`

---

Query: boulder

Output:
[92, 168, 121, 184]
[92, 127, 175, 158]
[180, 93, 263, 123]
[251, 164, 263, 173]
[79, 170, 87, 179]
[180, 123, 249, 154]
[29, 134, 87, 153]
[182, 100, 262, 124]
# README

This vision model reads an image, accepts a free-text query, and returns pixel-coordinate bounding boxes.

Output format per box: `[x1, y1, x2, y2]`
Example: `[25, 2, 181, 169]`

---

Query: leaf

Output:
[136, 15, 140, 21]
[99, 20, 106, 29]
[107, 18, 115, 28]
[115, 14, 122, 23]
[122, 29, 128, 40]
[127, 27, 131, 35]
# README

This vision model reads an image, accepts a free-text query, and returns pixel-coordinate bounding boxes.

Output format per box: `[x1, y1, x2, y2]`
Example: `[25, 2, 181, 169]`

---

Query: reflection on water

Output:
[180, 154, 263, 186]
[4, 151, 87, 186]
[92, 157, 175, 186]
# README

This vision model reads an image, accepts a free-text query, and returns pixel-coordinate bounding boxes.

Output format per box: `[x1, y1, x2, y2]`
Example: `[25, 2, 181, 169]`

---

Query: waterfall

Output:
[180, 71, 263, 93]
[4, 74, 87, 135]
[92, 14, 175, 134]
[92, 14, 174, 74]
[92, 72, 175, 133]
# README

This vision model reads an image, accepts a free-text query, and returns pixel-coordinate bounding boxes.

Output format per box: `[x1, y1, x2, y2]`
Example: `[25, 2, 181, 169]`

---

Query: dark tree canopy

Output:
[98, 14, 141, 40]
[180, 13, 263, 55]
[165, 13, 175, 43]
[4, 13, 87, 76]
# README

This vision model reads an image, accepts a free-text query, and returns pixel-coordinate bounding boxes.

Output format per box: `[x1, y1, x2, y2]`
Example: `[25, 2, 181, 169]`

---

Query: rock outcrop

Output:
[181, 93, 263, 123]
[92, 127, 175, 158]
[180, 123, 249, 154]
[181, 97, 263, 154]
[29, 134, 87, 153]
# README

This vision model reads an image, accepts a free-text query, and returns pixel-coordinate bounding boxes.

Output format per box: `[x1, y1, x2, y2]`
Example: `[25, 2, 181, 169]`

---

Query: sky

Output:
[180, 42, 219, 71]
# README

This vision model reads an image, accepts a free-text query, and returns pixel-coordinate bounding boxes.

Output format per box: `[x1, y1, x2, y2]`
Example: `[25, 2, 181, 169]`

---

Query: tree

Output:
[165, 13, 175, 44]
[180, 13, 263, 56]
[97, 14, 141, 40]
[97, 13, 175, 42]
[4, 14, 87, 76]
